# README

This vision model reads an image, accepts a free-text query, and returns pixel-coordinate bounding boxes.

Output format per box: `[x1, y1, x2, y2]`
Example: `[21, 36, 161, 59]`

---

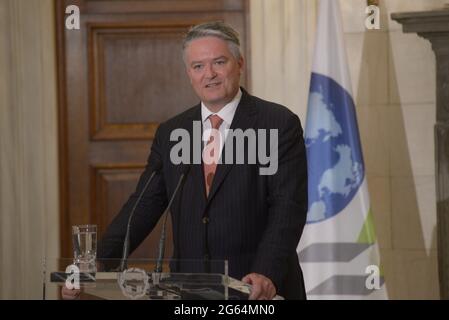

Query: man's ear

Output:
[238, 56, 245, 73]
[185, 66, 193, 84]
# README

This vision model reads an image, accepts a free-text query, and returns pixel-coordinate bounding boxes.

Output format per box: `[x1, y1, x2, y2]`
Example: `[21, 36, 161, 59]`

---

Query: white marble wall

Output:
[345, 0, 442, 299]
[0, 0, 59, 299]
[250, 0, 443, 299]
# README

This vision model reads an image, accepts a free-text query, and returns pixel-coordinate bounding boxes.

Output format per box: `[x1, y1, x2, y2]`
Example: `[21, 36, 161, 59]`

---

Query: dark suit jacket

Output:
[98, 88, 308, 299]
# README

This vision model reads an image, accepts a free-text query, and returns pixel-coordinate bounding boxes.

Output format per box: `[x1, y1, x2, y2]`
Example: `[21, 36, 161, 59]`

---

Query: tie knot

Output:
[208, 114, 223, 130]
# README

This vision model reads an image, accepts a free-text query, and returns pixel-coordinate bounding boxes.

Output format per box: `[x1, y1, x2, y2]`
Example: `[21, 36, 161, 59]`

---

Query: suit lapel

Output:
[185, 104, 208, 203]
[206, 89, 258, 204]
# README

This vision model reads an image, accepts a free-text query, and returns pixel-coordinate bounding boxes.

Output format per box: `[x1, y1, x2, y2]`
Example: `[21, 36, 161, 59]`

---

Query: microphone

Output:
[154, 164, 191, 273]
[119, 159, 162, 271]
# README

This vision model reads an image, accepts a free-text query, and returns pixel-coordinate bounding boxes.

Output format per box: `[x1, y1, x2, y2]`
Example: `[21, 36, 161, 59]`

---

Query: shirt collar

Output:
[201, 88, 242, 126]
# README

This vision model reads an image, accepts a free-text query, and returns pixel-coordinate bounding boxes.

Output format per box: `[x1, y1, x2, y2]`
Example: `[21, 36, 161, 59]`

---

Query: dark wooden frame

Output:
[55, 0, 250, 259]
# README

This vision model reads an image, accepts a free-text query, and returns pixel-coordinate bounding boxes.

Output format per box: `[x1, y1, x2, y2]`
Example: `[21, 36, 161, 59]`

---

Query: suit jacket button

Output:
[202, 217, 209, 224]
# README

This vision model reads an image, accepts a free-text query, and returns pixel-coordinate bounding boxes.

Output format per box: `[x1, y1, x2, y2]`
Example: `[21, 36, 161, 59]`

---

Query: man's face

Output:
[184, 36, 244, 111]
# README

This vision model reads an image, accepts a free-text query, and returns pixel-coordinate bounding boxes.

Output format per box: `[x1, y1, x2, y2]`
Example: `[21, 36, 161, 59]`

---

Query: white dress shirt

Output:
[201, 89, 242, 157]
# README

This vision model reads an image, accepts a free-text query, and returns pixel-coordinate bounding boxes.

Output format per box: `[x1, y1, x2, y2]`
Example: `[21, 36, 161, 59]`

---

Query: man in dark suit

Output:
[64, 21, 308, 300]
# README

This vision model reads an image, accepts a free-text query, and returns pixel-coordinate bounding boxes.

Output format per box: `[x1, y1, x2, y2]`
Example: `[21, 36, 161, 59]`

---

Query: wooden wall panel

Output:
[91, 165, 173, 258]
[89, 24, 199, 140]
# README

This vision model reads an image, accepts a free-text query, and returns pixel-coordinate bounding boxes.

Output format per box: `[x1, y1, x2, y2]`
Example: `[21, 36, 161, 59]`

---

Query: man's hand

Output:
[61, 286, 81, 300]
[241, 273, 276, 300]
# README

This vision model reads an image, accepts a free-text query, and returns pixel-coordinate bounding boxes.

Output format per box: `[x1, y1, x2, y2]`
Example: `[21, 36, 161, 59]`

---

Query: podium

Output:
[43, 258, 252, 300]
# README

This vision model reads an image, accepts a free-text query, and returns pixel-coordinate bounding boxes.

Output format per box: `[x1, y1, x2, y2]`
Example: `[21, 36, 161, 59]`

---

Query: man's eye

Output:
[193, 65, 203, 70]
[215, 60, 225, 65]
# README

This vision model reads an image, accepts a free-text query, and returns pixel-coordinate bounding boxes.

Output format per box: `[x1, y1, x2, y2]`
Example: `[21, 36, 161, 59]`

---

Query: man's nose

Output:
[204, 63, 217, 78]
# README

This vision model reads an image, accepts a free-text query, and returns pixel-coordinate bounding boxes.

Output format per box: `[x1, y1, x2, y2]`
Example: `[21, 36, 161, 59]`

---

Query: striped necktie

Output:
[203, 114, 223, 196]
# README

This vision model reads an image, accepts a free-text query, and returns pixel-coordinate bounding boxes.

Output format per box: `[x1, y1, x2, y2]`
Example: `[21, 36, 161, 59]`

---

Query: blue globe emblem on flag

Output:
[305, 73, 365, 223]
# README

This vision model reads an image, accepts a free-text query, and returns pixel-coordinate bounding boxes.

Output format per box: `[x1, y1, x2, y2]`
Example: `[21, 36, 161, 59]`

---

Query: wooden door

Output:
[56, 0, 249, 259]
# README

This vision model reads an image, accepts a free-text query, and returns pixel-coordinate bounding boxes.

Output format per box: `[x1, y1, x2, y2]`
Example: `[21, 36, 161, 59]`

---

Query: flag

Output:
[297, 0, 388, 299]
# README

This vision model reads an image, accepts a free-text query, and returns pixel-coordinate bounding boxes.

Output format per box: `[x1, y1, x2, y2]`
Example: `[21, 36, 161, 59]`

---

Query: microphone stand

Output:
[154, 165, 190, 273]
[119, 164, 161, 272]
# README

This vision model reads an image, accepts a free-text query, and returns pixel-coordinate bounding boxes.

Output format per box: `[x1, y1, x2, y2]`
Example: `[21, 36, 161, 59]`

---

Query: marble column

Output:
[392, 8, 449, 299]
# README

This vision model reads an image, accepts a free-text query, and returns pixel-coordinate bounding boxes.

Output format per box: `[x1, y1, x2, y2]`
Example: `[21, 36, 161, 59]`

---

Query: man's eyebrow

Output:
[190, 60, 203, 65]
[213, 56, 228, 60]
[190, 56, 228, 66]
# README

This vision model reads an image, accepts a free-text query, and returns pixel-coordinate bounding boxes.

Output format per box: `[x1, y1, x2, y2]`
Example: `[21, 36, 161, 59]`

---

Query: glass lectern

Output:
[43, 258, 252, 300]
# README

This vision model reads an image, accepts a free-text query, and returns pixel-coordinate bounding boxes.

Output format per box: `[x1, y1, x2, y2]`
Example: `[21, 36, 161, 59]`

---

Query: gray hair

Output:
[182, 21, 242, 60]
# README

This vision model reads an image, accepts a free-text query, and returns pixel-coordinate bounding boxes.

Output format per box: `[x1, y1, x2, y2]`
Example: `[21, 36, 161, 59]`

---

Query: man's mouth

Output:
[205, 82, 221, 88]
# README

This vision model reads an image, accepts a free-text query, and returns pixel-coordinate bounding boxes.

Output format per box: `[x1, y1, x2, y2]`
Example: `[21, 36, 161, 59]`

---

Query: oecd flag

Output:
[297, 0, 388, 299]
